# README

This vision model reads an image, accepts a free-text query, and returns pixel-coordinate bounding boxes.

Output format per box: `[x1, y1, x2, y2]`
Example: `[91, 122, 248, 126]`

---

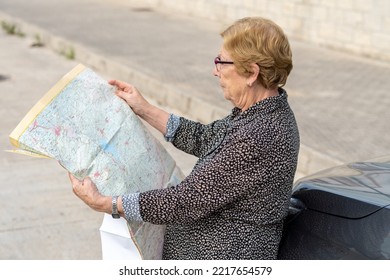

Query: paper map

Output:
[9, 64, 184, 259]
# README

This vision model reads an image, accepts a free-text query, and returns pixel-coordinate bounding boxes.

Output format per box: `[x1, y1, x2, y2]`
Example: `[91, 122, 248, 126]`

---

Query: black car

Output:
[278, 156, 390, 260]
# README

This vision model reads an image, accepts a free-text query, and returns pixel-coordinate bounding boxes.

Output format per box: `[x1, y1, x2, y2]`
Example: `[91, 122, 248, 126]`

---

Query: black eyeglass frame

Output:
[214, 56, 234, 70]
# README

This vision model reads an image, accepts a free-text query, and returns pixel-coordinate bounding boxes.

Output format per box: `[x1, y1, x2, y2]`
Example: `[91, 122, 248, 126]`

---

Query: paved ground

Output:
[1, 0, 390, 259]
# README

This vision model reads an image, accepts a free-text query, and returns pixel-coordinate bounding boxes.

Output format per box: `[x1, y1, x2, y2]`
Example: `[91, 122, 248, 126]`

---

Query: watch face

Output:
[111, 213, 120, 219]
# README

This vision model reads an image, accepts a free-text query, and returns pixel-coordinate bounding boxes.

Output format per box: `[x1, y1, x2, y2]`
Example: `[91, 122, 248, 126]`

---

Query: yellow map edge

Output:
[9, 64, 87, 149]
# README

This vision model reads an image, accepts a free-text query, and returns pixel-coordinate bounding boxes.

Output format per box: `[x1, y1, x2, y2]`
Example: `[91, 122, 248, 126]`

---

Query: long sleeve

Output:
[138, 133, 274, 225]
[137, 91, 300, 226]
[121, 193, 143, 222]
[169, 116, 230, 158]
[164, 114, 181, 142]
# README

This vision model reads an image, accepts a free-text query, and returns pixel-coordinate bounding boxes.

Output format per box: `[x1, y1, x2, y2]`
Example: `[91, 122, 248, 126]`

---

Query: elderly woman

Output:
[69, 17, 300, 259]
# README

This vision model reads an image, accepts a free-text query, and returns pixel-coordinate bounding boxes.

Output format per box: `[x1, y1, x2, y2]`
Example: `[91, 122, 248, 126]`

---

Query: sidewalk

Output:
[1, 0, 390, 259]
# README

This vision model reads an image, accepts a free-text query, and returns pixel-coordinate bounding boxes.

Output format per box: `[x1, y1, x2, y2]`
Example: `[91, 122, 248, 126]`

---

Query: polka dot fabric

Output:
[139, 88, 300, 259]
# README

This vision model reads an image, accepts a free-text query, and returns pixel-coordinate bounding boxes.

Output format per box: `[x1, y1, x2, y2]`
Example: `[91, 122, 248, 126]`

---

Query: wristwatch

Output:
[111, 196, 120, 219]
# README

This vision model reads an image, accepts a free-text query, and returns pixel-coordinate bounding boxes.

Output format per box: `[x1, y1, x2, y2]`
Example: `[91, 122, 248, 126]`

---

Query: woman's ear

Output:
[247, 63, 260, 87]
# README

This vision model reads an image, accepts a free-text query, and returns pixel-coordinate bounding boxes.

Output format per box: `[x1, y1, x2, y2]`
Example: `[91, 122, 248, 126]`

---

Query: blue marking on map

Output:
[99, 140, 119, 159]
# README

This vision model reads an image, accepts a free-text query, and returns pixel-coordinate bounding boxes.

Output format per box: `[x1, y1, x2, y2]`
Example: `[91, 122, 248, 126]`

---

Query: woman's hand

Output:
[68, 173, 111, 213]
[109, 79, 150, 117]
[108, 79, 170, 136]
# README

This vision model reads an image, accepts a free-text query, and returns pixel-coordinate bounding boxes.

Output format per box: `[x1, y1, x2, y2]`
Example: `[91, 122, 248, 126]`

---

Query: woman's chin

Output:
[221, 90, 230, 100]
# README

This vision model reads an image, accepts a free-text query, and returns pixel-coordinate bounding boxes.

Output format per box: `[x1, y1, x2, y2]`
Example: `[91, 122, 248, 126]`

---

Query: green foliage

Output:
[1, 21, 25, 37]
[60, 46, 75, 60]
[31, 33, 44, 47]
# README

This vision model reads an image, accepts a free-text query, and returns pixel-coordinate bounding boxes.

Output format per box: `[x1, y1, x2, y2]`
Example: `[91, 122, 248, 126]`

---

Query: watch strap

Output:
[111, 196, 120, 219]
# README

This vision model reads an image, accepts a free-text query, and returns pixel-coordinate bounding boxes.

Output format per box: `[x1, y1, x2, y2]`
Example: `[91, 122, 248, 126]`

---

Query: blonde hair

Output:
[221, 17, 292, 89]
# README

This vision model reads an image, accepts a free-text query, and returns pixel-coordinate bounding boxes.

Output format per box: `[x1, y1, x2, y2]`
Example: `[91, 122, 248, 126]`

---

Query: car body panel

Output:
[278, 157, 390, 259]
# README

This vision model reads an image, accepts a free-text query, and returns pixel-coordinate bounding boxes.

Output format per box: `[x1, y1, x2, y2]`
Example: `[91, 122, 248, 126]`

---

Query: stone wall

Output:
[133, 0, 390, 62]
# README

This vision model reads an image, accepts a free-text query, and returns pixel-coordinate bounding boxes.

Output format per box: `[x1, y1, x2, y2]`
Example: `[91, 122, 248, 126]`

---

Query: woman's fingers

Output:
[108, 79, 132, 92]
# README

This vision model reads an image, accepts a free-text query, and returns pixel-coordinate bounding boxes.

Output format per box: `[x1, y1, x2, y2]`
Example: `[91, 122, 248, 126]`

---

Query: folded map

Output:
[9, 64, 184, 259]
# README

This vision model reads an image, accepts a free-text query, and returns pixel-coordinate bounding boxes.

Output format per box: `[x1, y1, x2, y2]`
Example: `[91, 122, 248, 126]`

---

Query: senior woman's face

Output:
[213, 47, 248, 108]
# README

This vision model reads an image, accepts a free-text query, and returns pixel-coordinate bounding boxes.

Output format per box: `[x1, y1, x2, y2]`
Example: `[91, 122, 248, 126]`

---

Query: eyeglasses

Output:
[214, 56, 234, 71]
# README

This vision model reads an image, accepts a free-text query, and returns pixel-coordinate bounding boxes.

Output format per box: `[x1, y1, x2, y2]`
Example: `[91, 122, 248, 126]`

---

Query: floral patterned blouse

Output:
[122, 88, 300, 259]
